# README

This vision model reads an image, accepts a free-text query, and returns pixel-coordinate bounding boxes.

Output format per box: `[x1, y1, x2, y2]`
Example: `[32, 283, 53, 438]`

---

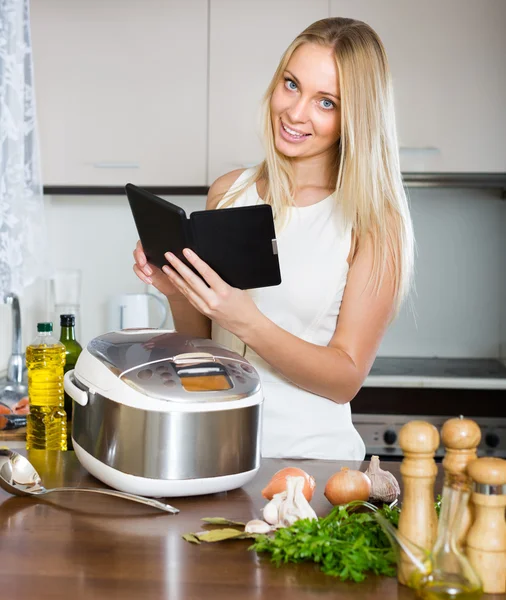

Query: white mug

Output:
[107, 293, 167, 331]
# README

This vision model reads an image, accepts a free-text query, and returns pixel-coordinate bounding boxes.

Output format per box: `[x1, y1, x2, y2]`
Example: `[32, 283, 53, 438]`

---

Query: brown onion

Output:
[324, 467, 371, 506]
[261, 467, 316, 502]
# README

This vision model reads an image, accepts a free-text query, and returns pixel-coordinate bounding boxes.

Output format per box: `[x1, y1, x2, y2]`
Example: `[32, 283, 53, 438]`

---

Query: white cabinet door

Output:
[30, 0, 208, 186]
[330, 0, 506, 172]
[208, 0, 329, 184]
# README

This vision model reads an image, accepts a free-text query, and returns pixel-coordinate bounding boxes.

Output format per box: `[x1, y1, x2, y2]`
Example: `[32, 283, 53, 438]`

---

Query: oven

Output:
[352, 357, 506, 462]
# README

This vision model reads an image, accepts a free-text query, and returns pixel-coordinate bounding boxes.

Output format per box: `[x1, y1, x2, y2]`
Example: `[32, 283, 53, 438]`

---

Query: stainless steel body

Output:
[353, 357, 506, 461]
[68, 330, 263, 485]
[72, 387, 261, 480]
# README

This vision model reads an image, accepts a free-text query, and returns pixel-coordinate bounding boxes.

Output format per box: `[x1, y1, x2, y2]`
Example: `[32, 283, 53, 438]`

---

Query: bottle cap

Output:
[37, 322, 53, 333]
[60, 314, 75, 327]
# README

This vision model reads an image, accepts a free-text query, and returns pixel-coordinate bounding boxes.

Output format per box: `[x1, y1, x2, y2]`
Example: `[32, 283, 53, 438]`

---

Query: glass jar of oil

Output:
[415, 472, 483, 600]
[26, 322, 67, 451]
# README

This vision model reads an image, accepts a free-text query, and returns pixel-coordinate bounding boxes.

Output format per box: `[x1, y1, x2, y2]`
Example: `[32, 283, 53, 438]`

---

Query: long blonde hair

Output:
[222, 17, 414, 315]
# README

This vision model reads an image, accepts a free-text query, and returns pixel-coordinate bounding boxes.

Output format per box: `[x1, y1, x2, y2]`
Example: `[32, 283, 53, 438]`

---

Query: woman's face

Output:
[270, 43, 341, 160]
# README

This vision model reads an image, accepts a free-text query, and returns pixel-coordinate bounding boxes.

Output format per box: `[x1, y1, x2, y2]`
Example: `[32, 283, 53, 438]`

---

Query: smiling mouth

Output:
[281, 120, 311, 138]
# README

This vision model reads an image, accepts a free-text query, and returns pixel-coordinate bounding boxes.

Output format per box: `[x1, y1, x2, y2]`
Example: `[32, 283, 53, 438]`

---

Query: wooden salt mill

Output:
[441, 416, 481, 548]
[466, 456, 506, 594]
[397, 420, 440, 585]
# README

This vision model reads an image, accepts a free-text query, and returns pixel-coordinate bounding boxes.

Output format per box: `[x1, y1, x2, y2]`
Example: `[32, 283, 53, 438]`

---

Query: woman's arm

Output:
[241, 234, 396, 403]
[168, 172, 244, 337]
[163, 233, 396, 404]
[167, 294, 211, 338]
[133, 240, 210, 338]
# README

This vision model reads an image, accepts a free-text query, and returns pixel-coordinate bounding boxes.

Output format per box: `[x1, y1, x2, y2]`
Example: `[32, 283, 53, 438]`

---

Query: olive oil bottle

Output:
[418, 583, 483, 600]
[26, 322, 67, 451]
[59, 314, 82, 421]
[59, 314, 82, 450]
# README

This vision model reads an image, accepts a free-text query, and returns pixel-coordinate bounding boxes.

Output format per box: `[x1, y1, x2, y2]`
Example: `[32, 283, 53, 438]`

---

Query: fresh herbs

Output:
[249, 503, 401, 583]
[183, 499, 442, 584]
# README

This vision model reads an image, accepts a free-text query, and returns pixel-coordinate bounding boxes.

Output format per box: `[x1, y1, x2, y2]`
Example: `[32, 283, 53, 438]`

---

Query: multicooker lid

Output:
[85, 329, 260, 403]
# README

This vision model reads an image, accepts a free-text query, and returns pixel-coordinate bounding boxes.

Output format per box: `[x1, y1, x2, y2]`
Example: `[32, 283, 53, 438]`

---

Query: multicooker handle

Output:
[64, 370, 88, 407]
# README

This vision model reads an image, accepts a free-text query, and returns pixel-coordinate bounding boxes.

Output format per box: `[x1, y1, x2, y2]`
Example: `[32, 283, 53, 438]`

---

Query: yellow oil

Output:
[26, 343, 67, 451]
[418, 582, 483, 600]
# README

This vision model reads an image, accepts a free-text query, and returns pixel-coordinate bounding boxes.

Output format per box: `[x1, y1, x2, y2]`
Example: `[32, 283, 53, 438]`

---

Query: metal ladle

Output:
[0, 448, 179, 514]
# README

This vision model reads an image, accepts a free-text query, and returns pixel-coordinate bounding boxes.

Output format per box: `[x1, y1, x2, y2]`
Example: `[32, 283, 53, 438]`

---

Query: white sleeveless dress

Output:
[212, 168, 366, 461]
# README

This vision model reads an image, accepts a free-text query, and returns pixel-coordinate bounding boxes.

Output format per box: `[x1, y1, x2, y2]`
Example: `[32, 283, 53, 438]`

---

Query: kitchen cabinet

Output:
[330, 0, 506, 173]
[207, 0, 329, 184]
[30, 0, 208, 187]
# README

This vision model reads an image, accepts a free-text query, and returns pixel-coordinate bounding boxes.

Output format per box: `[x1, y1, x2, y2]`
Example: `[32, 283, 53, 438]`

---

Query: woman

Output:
[133, 17, 414, 460]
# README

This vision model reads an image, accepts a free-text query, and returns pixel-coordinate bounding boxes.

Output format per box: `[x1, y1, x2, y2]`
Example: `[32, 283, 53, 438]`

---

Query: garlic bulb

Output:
[277, 476, 317, 527]
[364, 455, 401, 503]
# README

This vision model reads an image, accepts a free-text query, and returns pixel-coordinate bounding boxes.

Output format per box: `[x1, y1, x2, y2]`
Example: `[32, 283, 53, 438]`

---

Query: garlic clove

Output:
[364, 455, 401, 503]
[262, 493, 285, 525]
[292, 476, 317, 521]
[245, 519, 273, 534]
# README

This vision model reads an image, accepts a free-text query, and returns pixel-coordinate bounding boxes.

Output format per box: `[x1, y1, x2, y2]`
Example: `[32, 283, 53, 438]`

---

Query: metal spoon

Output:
[0, 448, 179, 514]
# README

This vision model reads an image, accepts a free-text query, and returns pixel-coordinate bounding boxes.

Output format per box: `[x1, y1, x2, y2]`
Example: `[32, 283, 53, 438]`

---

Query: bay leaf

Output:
[201, 517, 246, 527]
[182, 533, 201, 544]
[197, 528, 252, 542]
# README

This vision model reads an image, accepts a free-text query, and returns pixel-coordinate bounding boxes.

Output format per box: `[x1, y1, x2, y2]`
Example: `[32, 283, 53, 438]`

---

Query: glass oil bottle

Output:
[26, 322, 67, 451]
[59, 313, 82, 450]
[416, 470, 483, 600]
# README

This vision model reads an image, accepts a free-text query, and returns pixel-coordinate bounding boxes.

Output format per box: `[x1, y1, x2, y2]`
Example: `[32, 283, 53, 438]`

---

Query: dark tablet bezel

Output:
[126, 183, 193, 271]
[125, 183, 281, 289]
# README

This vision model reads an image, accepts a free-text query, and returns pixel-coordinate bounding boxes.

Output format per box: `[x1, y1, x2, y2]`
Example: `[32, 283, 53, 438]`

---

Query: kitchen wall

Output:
[382, 187, 506, 359]
[1, 187, 505, 373]
[1, 0, 505, 374]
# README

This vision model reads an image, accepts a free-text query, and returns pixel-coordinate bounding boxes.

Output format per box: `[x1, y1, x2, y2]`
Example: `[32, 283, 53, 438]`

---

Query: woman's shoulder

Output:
[206, 168, 250, 209]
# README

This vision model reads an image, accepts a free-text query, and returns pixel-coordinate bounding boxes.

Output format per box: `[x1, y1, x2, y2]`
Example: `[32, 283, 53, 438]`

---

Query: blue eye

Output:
[284, 78, 297, 91]
[320, 99, 335, 110]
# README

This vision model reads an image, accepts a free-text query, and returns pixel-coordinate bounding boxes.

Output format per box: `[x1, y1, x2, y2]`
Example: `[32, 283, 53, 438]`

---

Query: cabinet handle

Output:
[399, 146, 440, 153]
[231, 162, 258, 168]
[91, 162, 140, 169]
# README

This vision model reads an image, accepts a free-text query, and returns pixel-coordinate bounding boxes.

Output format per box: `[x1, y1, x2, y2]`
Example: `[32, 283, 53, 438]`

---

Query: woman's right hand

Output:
[133, 241, 181, 298]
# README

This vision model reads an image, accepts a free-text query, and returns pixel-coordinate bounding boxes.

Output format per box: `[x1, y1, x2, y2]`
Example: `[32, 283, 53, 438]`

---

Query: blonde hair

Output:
[222, 17, 414, 315]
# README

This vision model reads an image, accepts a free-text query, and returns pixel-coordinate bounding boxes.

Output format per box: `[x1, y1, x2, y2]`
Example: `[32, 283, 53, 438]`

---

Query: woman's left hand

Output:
[162, 248, 261, 338]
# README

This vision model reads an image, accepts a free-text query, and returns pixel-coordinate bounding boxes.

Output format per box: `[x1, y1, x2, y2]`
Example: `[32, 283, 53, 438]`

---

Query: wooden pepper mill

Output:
[441, 415, 481, 548]
[466, 456, 506, 594]
[397, 420, 440, 585]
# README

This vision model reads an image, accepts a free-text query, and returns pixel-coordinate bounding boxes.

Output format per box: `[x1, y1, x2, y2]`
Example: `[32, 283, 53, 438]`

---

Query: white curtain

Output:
[0, 0, 49, 297]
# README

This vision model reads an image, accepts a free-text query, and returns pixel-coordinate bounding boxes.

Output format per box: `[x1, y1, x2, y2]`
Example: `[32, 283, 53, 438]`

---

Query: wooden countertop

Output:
[0, 425, 26, 441]
[0, 451, 503, 600]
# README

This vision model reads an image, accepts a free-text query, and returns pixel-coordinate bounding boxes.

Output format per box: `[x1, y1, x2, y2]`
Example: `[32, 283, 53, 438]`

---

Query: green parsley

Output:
[249, 503, 400, 583]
